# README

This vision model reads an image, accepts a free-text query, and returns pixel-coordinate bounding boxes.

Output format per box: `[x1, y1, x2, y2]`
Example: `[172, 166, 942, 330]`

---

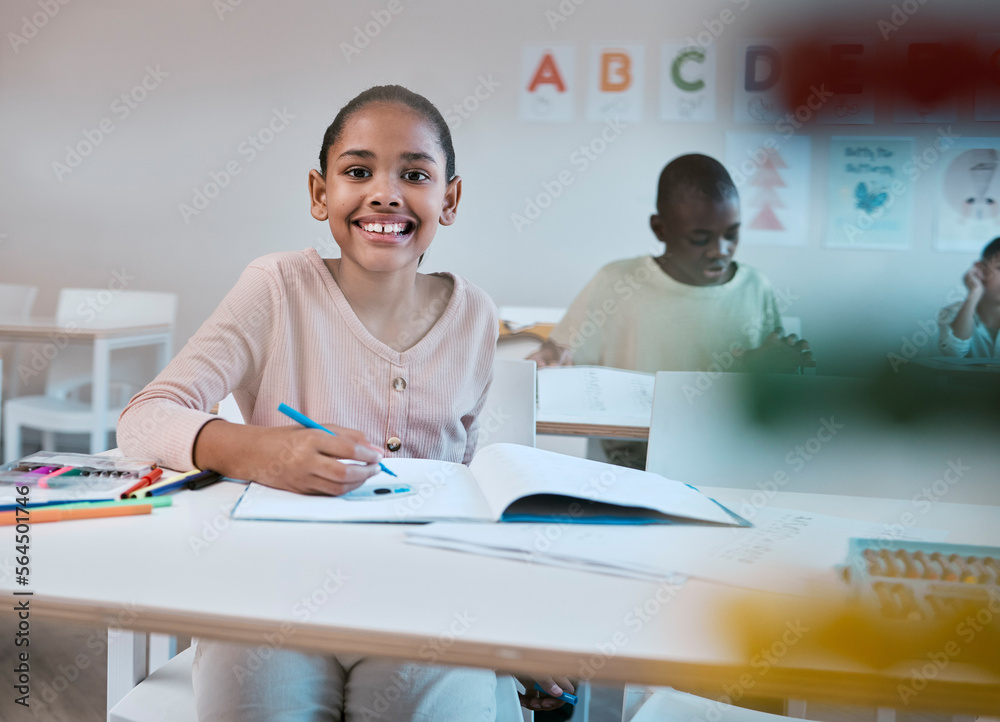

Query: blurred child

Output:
[529, 154, 813, 468]
[938, 237, 1000, 358]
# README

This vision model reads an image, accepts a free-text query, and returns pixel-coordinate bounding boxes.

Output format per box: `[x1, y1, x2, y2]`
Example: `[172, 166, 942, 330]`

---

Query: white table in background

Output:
[0, 318, 172, 454]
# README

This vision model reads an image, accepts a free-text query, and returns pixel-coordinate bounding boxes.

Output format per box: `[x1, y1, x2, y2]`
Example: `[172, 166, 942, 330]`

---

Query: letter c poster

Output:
[660, 42, 716, 122]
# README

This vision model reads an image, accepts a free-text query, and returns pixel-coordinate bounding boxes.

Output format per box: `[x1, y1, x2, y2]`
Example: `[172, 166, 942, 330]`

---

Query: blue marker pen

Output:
[533, 683, 577, 706]
[278, 403, 397, 478]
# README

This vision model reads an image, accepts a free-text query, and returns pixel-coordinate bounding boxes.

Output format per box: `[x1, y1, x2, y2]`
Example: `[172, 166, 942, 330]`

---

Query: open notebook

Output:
[230, 443, 744, 526]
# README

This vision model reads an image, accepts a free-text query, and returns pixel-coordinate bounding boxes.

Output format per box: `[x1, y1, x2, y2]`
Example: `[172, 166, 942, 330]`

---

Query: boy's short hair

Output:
[656, 154, 738, 213]
[982, 237, 1000, 263]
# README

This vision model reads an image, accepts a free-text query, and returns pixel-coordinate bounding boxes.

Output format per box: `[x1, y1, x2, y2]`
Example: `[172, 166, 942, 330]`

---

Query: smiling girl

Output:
[117, 85, 526, 720]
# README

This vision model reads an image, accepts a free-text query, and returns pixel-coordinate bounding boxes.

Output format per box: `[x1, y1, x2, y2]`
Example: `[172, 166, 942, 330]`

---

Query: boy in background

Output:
[938, 237, 1000, 359]
[529, 154, 813, 468]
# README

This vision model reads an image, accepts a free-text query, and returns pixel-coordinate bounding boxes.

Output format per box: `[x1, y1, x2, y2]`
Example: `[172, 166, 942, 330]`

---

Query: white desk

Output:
[2, 483, 999, 715]
[0, 318, 172, 454]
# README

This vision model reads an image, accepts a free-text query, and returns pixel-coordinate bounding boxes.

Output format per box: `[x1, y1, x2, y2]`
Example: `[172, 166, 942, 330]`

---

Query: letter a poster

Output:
[725, 133, 811, 247]
[519, 46, 575, 122]
[825, 137, 914, 250]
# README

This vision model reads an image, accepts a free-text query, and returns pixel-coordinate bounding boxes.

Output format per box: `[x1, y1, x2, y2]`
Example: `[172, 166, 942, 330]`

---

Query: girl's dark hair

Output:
[318, 85, 456, 181]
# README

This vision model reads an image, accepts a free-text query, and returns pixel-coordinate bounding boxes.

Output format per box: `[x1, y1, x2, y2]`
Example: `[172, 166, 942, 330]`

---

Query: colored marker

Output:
[130, 469, 203, 498]
[137, 470, 218, 498]
[278, 403, 397, 477]
[120, 468, 164, 499]
[0, 504, 153, 526]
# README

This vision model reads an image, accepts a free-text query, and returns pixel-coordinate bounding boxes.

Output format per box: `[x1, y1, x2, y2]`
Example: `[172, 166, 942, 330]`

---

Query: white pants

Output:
[191, 639, 504, 722]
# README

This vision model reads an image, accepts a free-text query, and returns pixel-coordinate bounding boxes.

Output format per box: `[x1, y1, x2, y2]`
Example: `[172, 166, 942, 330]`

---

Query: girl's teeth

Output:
[362, 222, 408, 234]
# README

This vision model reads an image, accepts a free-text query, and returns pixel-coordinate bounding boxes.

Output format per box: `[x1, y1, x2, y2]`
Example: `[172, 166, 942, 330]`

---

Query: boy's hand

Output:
[514, 674, 576, 712]
[526, 340, 573, 367]
[743, 332, 815, 373]
[963, 263, 986, 298]
[195, 419, 384, 496]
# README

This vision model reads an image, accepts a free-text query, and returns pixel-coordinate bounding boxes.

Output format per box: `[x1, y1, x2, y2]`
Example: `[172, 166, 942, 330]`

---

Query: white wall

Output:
[1, 0, 997, 376]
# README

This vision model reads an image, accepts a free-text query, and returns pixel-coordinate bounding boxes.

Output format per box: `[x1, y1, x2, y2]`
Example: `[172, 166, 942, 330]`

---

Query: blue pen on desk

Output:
[278, 403, 397, 478]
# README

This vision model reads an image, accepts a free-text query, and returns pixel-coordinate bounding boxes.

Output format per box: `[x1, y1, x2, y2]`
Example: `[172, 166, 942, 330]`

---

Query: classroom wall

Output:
[2, 0, 998, 379]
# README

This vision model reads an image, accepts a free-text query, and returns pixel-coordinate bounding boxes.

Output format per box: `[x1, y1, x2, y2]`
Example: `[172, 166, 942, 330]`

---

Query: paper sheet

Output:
[536, 366, 653, 427]
[230, 459, 492, 523]
[406, 508, 948, 596]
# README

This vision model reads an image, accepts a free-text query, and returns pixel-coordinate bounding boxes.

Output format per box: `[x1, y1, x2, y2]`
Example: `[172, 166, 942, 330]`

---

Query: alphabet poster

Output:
[660, 42, 716, 122]
[934, 138, 1000, 253]
[733, 39, 786, 124]
[519, 46, 574, 122]
[586, 45, 644, 122]
[975, 34, 1000, 121]
[825, 137, 915, 250]
[893, 38, 959, 123]
[725, 133, 811, 247]
[814, 37, 876, 125]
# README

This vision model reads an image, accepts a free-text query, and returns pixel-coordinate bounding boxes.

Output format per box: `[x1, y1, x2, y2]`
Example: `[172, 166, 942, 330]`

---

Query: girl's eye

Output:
[345, 168, 371, 179]
[688, 237, 709, 246]
[404, 170, 429, 182]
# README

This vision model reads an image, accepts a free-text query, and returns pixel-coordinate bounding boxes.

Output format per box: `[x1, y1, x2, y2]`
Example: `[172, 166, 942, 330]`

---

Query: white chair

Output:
[108, 643, 533, 722]
[481, 359, 537, 447]
[3, 289, 176, 462]
[623, 686, 792, 722]
[0, 282, 38, 404]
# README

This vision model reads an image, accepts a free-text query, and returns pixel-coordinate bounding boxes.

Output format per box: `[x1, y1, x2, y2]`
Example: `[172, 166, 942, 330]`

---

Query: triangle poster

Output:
[725, 133, 810, 246]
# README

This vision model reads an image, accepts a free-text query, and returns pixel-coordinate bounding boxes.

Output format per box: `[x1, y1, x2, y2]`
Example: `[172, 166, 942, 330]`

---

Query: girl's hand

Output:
[254, 424, 385, 495]
[964, 263, 986, 297]
[527, 341, 573, 367]
[515, 675, 576, 712]
[194, 419, 385, 496]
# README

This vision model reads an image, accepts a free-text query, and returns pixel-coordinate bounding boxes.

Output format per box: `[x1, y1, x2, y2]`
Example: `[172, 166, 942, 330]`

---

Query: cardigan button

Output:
[392, 377, 407, 391]
[386, 437, 402, 452]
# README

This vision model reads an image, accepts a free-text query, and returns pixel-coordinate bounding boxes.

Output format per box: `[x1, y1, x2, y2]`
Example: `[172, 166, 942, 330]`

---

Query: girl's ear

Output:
[438, 176, 462, 227]
[308, 169, 329, 221]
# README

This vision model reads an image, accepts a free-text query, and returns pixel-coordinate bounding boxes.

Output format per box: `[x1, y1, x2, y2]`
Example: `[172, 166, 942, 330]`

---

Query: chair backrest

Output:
[46, 289, 178, 402]
[55, 288, 177, 328]
[0, 283, 38, 318]
[478, 359, 536, 448]
[646, 371, 1000, 505]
